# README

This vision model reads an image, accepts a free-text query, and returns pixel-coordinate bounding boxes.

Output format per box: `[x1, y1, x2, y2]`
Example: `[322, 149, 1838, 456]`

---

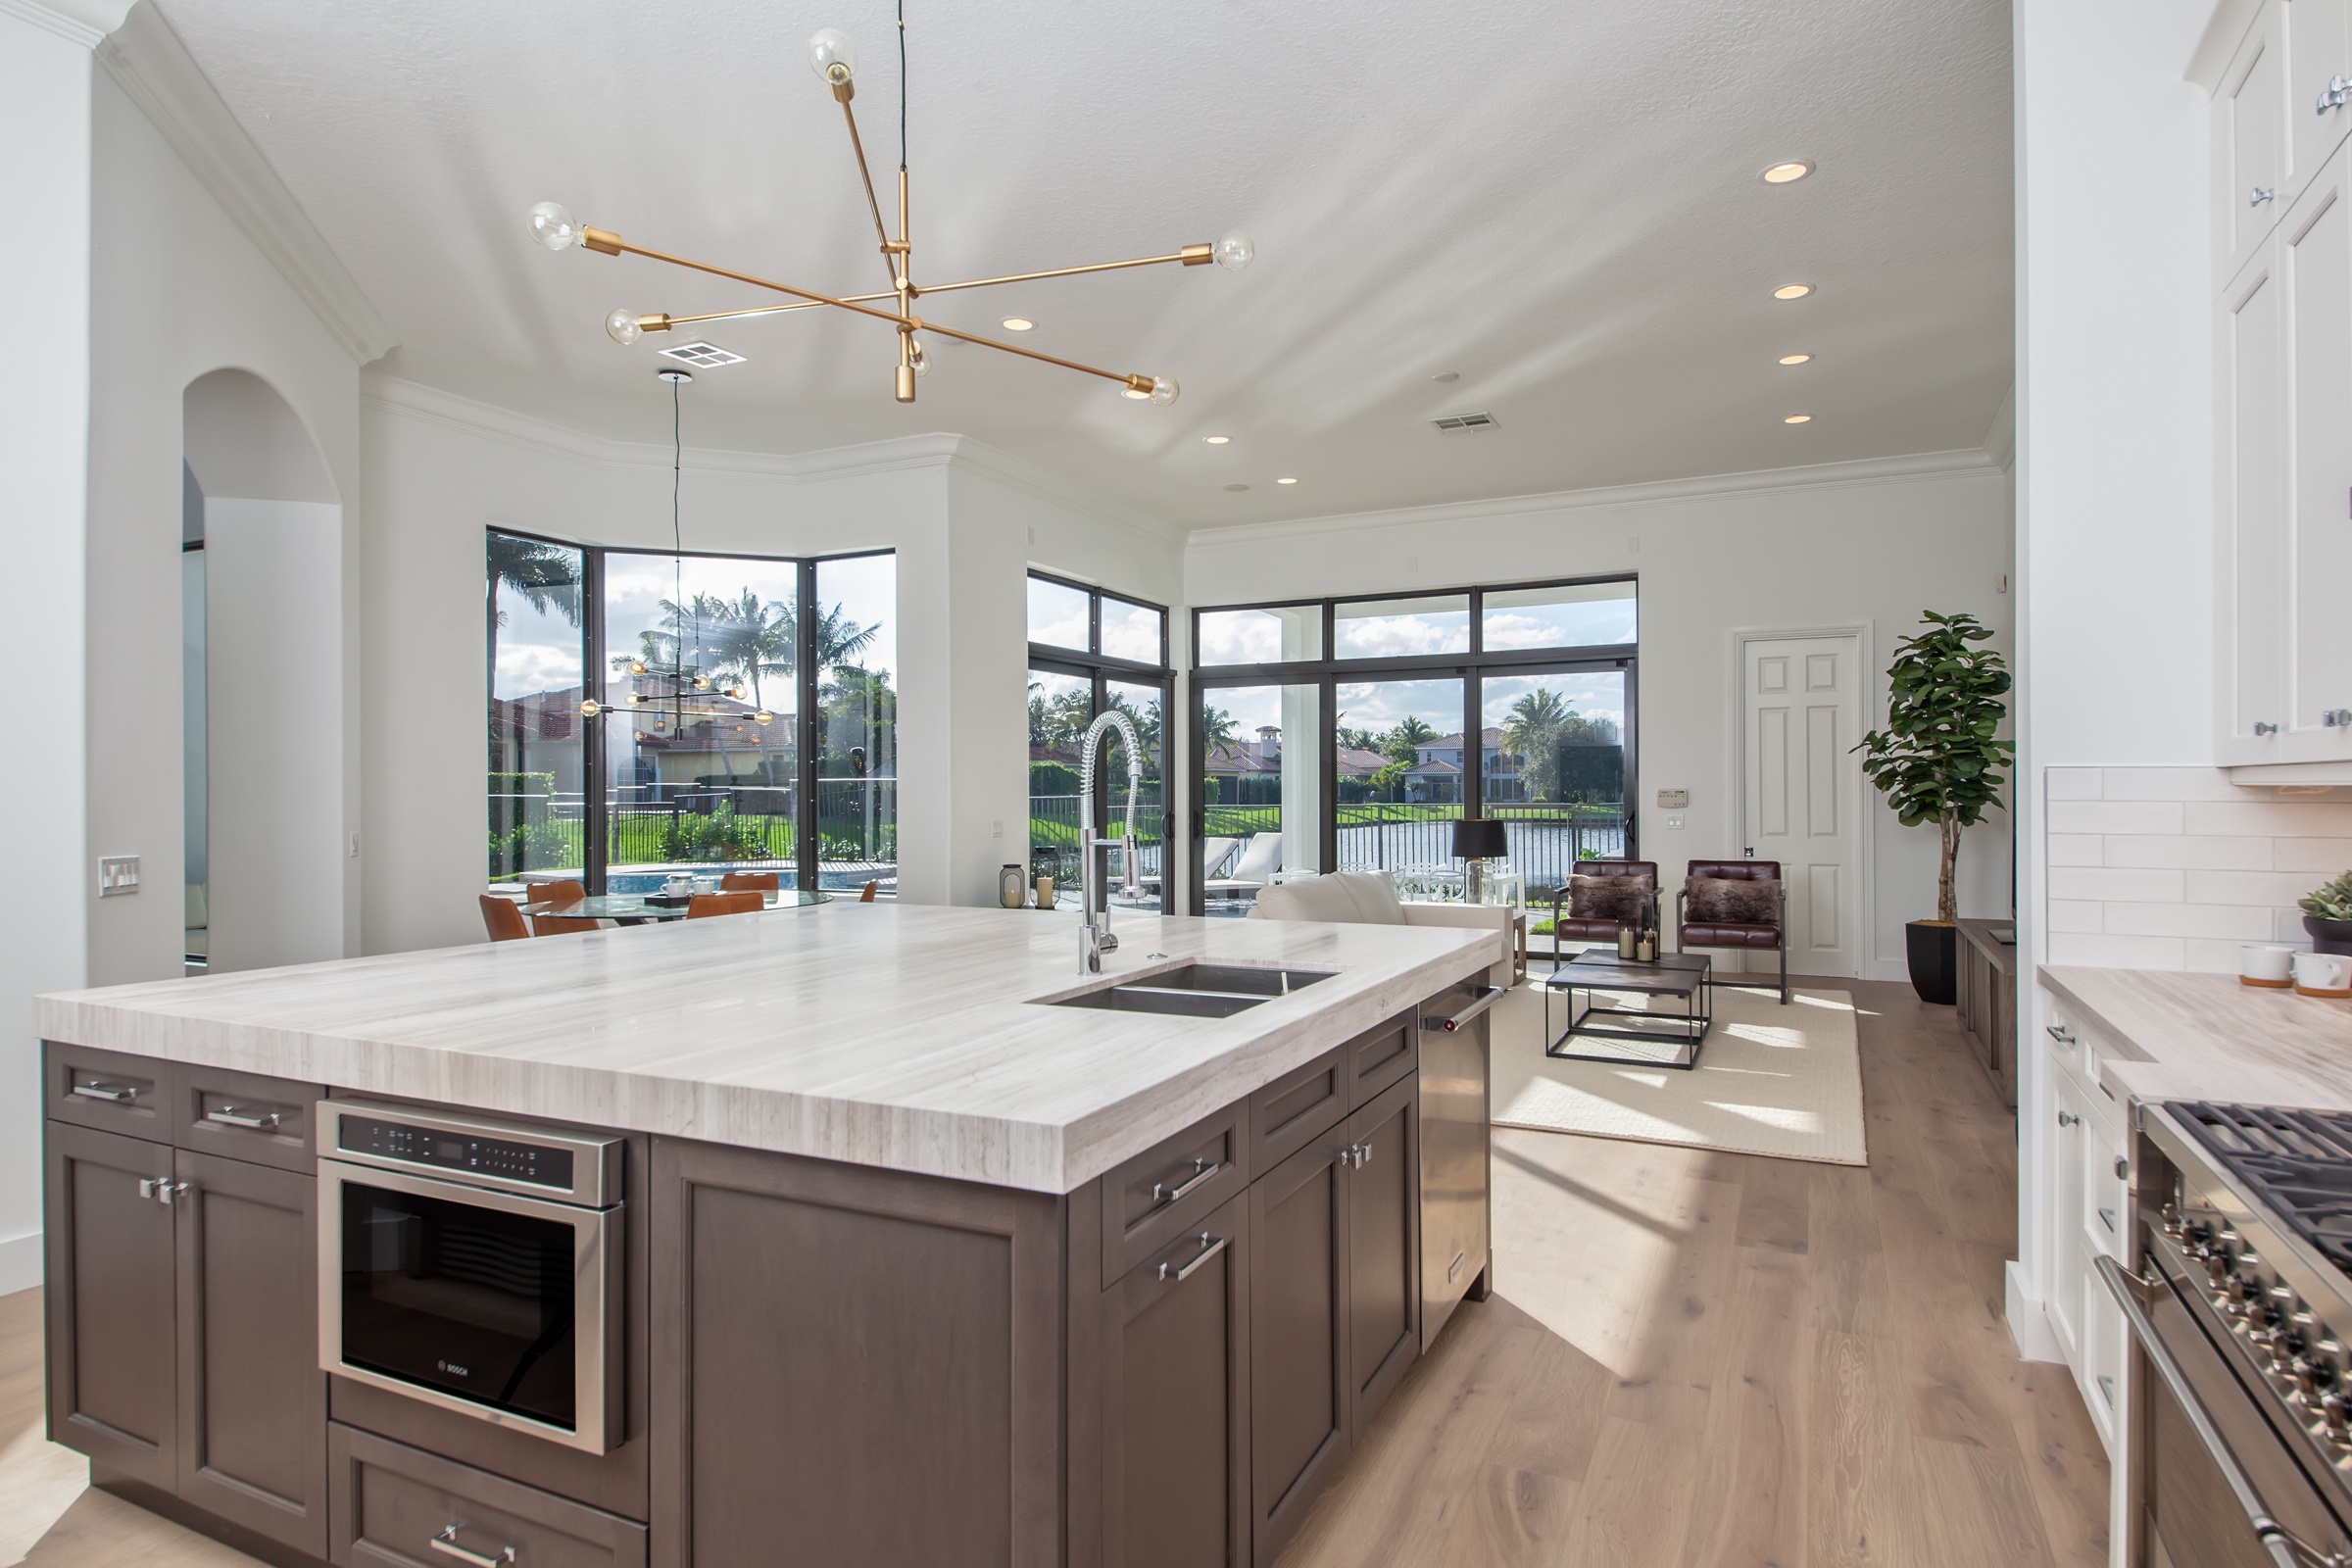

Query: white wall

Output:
[1185, 459, 2018, 979]
[0, 8, 98, 1297]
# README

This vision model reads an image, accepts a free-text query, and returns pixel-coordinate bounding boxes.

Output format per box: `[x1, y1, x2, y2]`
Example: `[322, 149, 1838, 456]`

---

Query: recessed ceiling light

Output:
[1762, 161, 1813, 184]
[1276, 476, 1298, 484]
[1002, 318, 1034, 331]
[1773, 284, 1812, 300]
[1779, 353, 1813, 366]
[1202, 434, 1231, 444]
[1432, 370, 1460, 383]
[1223, 483, 1250, 492]
[1784, 414, 1813, 424]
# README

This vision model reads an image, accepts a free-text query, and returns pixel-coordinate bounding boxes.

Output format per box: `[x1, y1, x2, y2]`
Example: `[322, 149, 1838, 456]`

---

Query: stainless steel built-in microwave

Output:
[317, 1101, 624, 1454]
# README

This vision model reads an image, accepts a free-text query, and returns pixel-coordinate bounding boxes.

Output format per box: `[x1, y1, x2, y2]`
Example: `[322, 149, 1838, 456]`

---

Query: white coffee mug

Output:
[2241, 945, 2295, 986]
[2292, 950, 2352, 996]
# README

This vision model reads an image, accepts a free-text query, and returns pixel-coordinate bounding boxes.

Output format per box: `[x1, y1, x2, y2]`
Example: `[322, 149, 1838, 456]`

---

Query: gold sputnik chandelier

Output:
[525, 5, 1253, 405]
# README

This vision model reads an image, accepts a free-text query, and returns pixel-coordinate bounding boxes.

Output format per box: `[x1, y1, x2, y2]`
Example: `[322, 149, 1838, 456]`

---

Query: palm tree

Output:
[486, 533, 580, 710]
[1201, 705, 1239, 753]
[1500, 687, 1572, 801]
[815, 603, 880, 668]
[705, 589, 795, 711]
[1383, 714, 1438, 765]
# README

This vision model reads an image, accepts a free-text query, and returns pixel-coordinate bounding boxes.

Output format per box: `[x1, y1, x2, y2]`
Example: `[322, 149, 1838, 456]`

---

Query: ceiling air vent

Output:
[659, 341, 747, 368]
[1432, 412, 1499, 432]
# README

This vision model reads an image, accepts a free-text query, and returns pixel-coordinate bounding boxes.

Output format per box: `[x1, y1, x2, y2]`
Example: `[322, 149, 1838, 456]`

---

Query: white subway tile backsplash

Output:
[2048, 866, 2187, 903]
[2047, 835, 2105, 867]
[2046, 801, 2185, 836]
[2047, 900, 2105, 934]
[2101, 834, 2275, 871]
[2047, 932, 2186, 969]
[2039, 766, 2352, 974]
[2100, 902, 2275, 939]
[2045, 768, 2103, 802]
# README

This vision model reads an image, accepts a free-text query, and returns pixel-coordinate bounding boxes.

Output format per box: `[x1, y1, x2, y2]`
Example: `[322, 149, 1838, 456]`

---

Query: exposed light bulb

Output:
[629, 693, 648, 706]
[606, 309, 644, 346]
[1149, 376, 1180, 407]
[726, 686, 744, 699]
[579, 699, 602, 716]
[755, 710, 774, 725]
[908, 342, 929, 376]
[629, 659, 647, 674]
[527, 201, 580, 252]
[693, 675, 709, 689]
[1124, 387, 1151, 400]
[1213, 231, 1254, 270]
[808, 28, 857, 84]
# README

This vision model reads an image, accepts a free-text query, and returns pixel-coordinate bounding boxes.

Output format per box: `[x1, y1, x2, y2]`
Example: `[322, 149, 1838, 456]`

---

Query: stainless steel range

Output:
[2123, 1102, 2352, 1567]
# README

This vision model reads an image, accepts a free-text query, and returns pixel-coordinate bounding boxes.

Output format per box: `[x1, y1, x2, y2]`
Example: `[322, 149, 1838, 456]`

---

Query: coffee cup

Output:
[2292, 950, 2352, 998]
[2241, 945, 2295, 988]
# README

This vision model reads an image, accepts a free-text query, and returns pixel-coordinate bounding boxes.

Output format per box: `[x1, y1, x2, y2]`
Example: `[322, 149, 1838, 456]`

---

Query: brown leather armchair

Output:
[1676, 859, 1788, 1004]
[1547, 860, 1659, 969]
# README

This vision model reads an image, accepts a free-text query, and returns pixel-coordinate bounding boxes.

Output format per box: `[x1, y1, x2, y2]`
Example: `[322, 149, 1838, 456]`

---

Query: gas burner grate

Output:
[2177, 1102, 2352, 1275]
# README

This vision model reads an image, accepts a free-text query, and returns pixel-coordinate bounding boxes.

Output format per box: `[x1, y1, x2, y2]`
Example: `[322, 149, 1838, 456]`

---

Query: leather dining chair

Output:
[1546, 859, 1659, 968]
[479, 895, 531, 943]
[1675, 859, 1788, 1004]
[720, 871, 780, 893]
[524, 880, 587, 908]
[532, 913, 601, 936]
[686, 891, 763, 918]
[858, 881, 878, 903]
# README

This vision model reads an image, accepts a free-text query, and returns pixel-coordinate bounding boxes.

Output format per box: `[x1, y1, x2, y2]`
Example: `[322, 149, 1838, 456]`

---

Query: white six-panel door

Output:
[1740, 635, 1864, 980]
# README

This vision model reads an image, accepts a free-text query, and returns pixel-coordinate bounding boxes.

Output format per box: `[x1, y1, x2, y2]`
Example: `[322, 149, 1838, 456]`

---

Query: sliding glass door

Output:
[1333, 677, 1465, 880]
[1478, 665, 1633, 889]
[1196, 682, 1318, 915]
[1026, 573, 1173, 911]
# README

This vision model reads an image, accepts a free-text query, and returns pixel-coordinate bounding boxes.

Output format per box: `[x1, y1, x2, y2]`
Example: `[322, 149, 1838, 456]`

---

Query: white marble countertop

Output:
[36, 904, 1494, 1194]
[2040, 965, 2352, 1110]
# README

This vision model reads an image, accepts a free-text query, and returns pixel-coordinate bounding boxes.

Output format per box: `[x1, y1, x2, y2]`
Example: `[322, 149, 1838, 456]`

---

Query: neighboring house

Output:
[1406, 728, 1523, 802]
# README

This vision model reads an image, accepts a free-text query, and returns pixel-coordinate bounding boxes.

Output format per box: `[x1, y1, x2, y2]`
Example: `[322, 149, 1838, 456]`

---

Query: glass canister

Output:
[999, 864, 1024, 909]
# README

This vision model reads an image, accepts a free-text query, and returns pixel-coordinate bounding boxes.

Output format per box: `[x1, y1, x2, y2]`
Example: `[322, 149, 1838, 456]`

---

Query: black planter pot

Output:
[1906, 920, 1958, 1004]
[2309, 915, 2352, 956]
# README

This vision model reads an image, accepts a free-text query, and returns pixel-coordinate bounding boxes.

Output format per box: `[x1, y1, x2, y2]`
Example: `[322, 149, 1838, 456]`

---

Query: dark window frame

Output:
[486, 526, 896, 897]
[1025, 573, 1175, 910]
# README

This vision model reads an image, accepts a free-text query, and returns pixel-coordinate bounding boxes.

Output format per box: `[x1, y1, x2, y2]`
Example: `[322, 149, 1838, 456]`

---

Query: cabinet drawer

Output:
[1344, 1014, 1416, 1106]
[328, 1424, 646, 1568]
[1250, 1048, 1347, 1171]
[175, 1062, 321, 1174]
[1101, 1102, 1249, 1289]
[44, 1041, 173, 1142]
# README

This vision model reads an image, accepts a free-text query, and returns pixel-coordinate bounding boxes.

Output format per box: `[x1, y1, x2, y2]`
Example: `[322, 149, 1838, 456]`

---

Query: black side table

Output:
[1542, 950, 1713, 1069]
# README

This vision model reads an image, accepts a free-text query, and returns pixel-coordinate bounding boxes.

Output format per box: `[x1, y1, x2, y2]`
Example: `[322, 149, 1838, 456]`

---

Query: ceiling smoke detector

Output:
[658, 341, 747, 368]
[1432, 412, 1499, 432]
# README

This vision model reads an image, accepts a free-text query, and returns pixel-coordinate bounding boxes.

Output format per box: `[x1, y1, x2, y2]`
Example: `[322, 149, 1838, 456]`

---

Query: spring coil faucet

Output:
[1078, 709, 1144, 972]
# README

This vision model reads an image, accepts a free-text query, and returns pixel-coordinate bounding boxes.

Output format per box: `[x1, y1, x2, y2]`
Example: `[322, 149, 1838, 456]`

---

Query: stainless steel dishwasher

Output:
[1420, 979, 1501, 1348]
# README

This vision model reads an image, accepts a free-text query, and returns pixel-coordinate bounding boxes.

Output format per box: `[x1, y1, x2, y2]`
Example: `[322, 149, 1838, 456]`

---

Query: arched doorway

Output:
[182, 368, 344, 972]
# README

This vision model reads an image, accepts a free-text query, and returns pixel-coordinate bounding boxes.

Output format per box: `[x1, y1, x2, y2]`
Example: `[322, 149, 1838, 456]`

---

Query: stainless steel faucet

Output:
[1078, 709, 1144, 973]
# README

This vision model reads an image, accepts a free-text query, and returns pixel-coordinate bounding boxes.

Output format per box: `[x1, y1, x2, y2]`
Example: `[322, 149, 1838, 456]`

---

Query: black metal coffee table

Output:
[1543, 950, 1713, 1069]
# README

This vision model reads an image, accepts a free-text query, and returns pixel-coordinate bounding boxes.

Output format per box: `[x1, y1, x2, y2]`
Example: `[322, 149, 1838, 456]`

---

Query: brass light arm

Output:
[918, 247, 1214, 296]
[835, 95, 902, 291]
[911, 316, 1151, 389]
[595, 234, 926, 334]
[652, 291, 902, 330]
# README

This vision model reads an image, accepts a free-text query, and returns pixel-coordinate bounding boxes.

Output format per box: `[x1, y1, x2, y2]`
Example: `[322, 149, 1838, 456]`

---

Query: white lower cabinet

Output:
[2038, 1000, 2132, 1461]
[2048, 1068, 2090, 1368]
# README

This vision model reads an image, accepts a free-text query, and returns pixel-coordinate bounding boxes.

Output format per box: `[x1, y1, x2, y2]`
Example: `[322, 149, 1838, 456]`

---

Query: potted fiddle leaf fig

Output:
[1855, 612, 2014, 1004]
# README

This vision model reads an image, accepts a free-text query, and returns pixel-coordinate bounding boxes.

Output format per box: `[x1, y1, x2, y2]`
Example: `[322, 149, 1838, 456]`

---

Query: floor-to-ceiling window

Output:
[486, 530, 895, 896]
[1189, 575, 1636, 917]
[1027, 573, 1171, 911]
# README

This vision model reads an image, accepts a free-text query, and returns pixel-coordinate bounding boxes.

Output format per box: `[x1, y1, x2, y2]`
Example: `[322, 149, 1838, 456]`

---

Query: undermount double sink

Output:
[1047, 962, 1338, 1018]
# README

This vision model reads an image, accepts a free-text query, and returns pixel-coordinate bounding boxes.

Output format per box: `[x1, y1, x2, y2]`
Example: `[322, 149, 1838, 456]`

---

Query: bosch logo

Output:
[437, 1359, 470, 1378]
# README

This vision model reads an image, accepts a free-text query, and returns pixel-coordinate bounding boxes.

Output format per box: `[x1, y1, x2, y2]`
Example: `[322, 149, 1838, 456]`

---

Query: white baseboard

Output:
[2005, 1257, 2064, 1363]
[0, 1228, 40, 1297]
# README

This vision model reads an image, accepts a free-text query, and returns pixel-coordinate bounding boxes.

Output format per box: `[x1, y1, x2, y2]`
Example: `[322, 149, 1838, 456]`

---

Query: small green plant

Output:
[2304, 870, 2352, 922]
[1855, 612, 2014, 924]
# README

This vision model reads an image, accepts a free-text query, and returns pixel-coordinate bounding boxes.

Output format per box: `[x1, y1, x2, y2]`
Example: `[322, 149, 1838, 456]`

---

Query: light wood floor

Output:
[0, 978, 2106, 1568]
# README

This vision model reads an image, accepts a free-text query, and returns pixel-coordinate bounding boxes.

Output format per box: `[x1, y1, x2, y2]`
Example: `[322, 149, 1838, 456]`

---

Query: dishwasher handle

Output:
[1424, 986, 1503, 1034]
[2095, 1255, 2319, 1568]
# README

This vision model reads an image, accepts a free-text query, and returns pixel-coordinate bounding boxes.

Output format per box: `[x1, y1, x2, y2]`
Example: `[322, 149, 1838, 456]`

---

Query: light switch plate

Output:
[99, 855, 140, 896]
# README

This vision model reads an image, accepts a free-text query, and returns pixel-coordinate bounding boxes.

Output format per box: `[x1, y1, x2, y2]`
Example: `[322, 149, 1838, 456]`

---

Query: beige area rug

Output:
[1489, 979, 1867, 1165]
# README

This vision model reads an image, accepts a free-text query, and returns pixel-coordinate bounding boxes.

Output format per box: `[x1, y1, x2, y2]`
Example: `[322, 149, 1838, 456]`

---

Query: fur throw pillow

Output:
[1567, 873, 1652, 924]
[1684, 876, 1781, 925]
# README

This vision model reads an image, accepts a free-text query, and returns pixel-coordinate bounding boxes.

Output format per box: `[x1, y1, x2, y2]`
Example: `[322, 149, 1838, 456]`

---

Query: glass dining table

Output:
[547, 890, 832, 924]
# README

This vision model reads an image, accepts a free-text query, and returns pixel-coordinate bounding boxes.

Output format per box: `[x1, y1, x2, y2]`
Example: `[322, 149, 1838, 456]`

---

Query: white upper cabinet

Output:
[2218, 241, 2289, 764]
[2219, 6, 2289, 282]
[2293, 0, 2352, 198]
[2284, 146, 2352, 748]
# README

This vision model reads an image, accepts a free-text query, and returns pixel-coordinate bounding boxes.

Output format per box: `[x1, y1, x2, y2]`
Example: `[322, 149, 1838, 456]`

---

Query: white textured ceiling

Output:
[156, 0, 2013, 530]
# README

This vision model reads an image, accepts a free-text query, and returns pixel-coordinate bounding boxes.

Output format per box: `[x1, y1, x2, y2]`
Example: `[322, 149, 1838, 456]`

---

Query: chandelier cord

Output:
[897, 0, 906, 172]
[672, 373, 687, 725]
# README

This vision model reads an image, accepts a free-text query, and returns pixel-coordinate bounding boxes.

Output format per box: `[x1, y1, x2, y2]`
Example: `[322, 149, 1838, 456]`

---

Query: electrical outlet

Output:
[99, 855, 140, 896]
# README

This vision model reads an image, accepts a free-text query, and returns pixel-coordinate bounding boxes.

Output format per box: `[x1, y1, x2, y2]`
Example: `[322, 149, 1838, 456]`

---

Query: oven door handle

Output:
[2097, 1255, 2333, 1568]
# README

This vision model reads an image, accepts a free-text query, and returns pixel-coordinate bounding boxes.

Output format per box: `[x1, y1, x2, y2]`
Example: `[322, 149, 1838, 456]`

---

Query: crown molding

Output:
[1182, 447, 2004, 551]
[363, 374, 1182, 546]
[97, 1, 394, 365]
[0, 0, 128, 47]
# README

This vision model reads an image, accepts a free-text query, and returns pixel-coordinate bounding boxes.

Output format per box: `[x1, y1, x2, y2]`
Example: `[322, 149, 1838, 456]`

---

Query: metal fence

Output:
[1029, 793, 1163, 889]
[490, 779, 898, 890]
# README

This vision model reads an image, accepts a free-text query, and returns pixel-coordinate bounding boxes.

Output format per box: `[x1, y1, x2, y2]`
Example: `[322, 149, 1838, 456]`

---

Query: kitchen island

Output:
[36, 903, 1502, 1568]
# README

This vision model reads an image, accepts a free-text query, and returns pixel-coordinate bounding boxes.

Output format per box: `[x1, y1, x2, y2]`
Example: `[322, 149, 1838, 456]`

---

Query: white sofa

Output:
[1248, 870, 1516, 988]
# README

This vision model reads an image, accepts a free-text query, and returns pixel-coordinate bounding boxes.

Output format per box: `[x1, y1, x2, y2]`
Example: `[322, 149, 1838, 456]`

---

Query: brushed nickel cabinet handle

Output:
[205, 1105, 281, 1131]
[2045, 1024, 2076, 1046]
[429, 1525, 517, 1567]
[2114, 1155, 2131, 1181]
[159, 1181, 192, 1205]
[2058, 1110, 2082, 1128]
[1151, 1158, 1218, 1207]
[1158, 1232, 1228, 1284]
[72, 1081, 138, 1103]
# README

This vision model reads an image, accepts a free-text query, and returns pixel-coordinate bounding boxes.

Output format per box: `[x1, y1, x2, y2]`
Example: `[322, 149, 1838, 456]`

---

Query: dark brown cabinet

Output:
[1343, 1075, 1419, 1439]
[1249, 1135, 1350, 1567]
[42, 1047, 329, 1560]
[1100, 1197, 1250, 1568]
